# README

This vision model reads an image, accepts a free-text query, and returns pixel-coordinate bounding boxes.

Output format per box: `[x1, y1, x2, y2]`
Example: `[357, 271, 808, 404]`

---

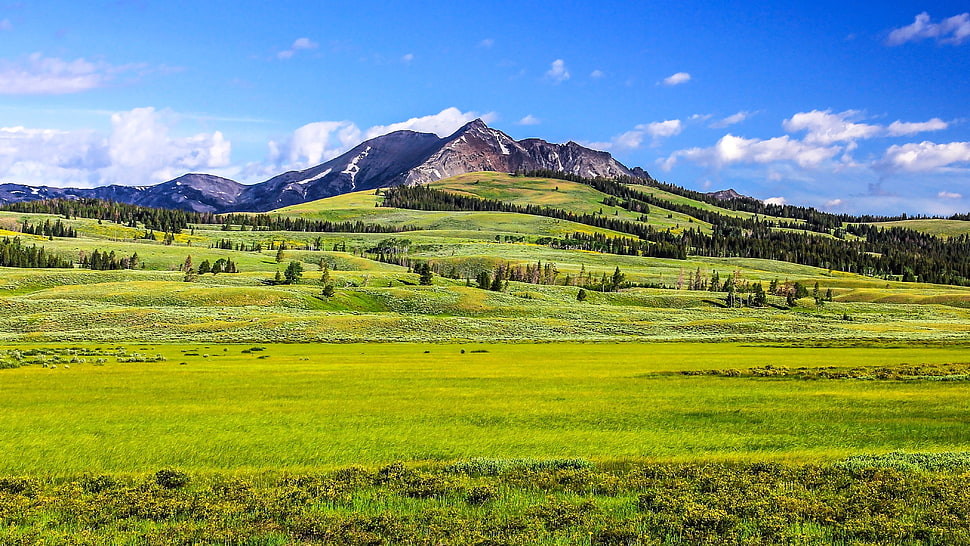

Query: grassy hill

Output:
[2, 173, 970, 543]
[0, 172, 968, 344]
[867, 218, 970, 238]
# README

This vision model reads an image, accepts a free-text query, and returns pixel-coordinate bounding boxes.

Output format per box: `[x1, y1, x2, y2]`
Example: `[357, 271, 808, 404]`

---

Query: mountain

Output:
[0, 119, 640, 213]
[238, 119, 637, 211]
[239, 130, 445, 211]
[705, 189, 748, 201]
[0, 174, 243, 214]
[403, 119, 633, 185]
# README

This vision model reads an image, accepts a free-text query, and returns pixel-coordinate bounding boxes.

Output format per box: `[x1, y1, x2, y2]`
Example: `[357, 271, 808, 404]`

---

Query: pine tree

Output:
[284, 261, 303, 284]
[418, 262, 433, 286]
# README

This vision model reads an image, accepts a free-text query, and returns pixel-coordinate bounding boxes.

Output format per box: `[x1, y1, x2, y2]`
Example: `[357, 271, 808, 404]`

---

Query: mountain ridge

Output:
[0, 120, 640, 213]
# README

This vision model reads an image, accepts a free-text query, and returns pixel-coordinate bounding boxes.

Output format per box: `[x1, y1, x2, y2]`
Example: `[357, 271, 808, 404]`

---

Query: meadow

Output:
[3, 343, 970, 544]
[2, 174, 970, 543]
[2, 342, 970, 475]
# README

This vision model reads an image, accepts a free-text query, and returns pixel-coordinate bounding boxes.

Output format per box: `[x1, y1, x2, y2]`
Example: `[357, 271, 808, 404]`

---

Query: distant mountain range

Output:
[0, 119, 642, 213]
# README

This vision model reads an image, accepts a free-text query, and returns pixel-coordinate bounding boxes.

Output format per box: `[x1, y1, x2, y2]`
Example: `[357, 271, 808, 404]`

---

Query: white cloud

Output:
[517, 114, 541, 126]
[545, 59, 570, 83]
[662, 72, 691, 86]
[597, 119, 683, 150]
[938, 191, 963, 199]
[662, 134, 841, 170]
[478, 38, 494, 48]
[878, 141, 970, 173]
[0, 126, 108, 186]
[0, 107, 232, 187]
[824, 199, 844, 208]
[270, 121, 361, 169]
[764, 197, 787, 205]
[710, 111, 754, 129]
[782, 109, 881, 144]
[887, 12, 970, 46]
[0, 53, 139, 95]
[886, 118, 948, 136]
[364, 107, 495, 140]
[107, 107, 231, 182]
[590, 69, 604, 79]
[401, 53, 414, 63]
[277, 37, 319, 60]
[644, 120, 683, 139]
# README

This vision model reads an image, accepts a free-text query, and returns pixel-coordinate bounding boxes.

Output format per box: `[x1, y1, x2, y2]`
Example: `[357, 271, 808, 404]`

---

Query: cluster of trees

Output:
[1, 198, 197, 232]
[0, 237, 73, 268]
[473, 261, 562, 291]
[213, 239, 266, 252]
[20, 219, 76, 238]
[270, 261, 304, 285]
[540, 232, 687, 259]
[181, 255, 238, 279]
[218, 214, 417, 234]
[79, 249, 138, 270]
[142, 230, 176, 245]
[675, 268, 836, 309]
[468, 262, 627, 294]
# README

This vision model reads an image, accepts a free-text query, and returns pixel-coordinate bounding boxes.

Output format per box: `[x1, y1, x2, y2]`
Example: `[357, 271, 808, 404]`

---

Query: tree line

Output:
[20, 219, 77, 238]
[217, 214, 419, 234]
[1, 198, 198, 233]
[381, 180, 970, 286]
[516, 169, 941, 230]
[0, 198, 419, 236]
[0, 237, 73, 268]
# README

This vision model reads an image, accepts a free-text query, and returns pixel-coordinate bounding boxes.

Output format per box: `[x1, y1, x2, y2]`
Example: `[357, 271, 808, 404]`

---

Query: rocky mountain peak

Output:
[0, 119, 644, 213]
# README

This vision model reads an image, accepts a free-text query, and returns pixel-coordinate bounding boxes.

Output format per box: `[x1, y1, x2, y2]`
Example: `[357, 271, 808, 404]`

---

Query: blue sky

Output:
[1, 1, 968, 215]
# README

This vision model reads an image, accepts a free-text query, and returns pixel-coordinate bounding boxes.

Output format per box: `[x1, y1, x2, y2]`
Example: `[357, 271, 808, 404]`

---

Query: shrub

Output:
[81, 474, 117, 493]
[154, 468, 190, 489]
[465, 484, 496, 505]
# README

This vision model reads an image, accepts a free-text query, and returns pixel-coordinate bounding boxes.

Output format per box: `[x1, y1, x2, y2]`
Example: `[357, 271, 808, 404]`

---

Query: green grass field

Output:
[3, 173, 970, 543]
[3, 342, 970, 475]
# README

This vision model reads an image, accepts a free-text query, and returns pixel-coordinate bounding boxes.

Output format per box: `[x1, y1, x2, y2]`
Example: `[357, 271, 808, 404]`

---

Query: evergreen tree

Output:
[611, 266, 625, 292]
[476, 270, 491, 290]
[284, 261, 303, 284]
[751, 282, 767, 307]
[418, 263, 433, 285]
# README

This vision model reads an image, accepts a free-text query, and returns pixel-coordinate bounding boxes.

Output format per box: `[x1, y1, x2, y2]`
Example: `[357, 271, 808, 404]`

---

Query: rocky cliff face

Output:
[0, 120, 643, 213]
[404, 120, 634, 185]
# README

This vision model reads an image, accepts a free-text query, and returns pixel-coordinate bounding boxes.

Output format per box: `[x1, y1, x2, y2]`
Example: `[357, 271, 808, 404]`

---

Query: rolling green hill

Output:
[3, 172, 970, 543]
[0, 172, 968, 343]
